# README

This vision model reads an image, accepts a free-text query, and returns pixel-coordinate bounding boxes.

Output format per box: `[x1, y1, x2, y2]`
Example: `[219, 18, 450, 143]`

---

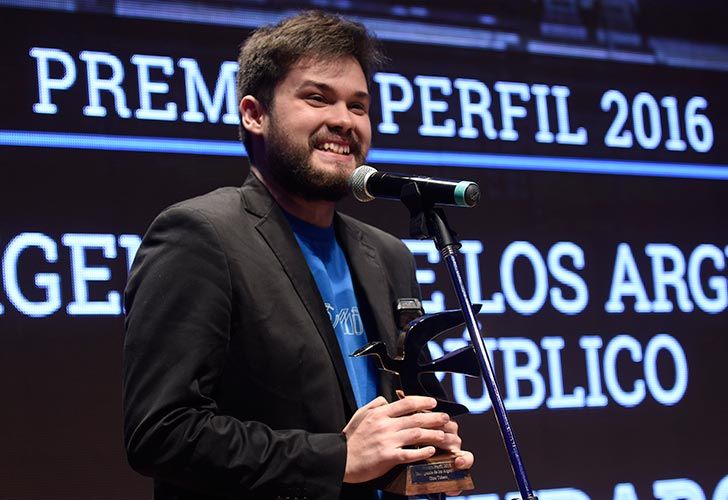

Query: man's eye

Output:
[306, 94, 326, 103]
[350, 102, 368, 114]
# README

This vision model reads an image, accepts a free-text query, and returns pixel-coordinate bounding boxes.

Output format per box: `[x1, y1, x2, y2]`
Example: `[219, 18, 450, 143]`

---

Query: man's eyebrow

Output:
[298, 80, 370, 99]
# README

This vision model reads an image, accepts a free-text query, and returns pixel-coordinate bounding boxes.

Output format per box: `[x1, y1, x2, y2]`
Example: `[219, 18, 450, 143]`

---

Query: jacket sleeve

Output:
[122, 206, 346, 499]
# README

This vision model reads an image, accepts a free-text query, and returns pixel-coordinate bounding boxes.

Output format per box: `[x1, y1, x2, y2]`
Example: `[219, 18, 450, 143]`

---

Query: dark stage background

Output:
[2, 1, 728, 499]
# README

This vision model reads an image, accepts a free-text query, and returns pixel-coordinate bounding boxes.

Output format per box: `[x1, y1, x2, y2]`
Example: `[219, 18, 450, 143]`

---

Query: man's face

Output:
[261, 56, 372, 201]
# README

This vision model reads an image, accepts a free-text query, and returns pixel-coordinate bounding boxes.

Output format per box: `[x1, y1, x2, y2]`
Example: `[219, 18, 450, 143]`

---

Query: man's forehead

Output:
[292, 54, 362, 71]
[285, 55, 367, 87]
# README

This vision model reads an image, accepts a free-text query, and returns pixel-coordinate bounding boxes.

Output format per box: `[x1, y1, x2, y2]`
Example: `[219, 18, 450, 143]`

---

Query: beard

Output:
[264, 117, 366, 202]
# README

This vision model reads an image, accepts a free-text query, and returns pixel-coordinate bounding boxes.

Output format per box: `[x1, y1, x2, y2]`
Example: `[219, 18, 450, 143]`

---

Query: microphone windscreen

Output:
[349, 164, 378, 202]
[464, 183, 481, 207]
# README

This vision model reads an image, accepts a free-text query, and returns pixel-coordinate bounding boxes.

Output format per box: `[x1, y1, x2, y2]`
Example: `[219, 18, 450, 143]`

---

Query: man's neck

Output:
[251, 167, 336, 228]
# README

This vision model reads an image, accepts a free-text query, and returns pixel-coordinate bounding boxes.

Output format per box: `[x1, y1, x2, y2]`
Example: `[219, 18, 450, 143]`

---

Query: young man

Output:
[123, 11, 473, 499]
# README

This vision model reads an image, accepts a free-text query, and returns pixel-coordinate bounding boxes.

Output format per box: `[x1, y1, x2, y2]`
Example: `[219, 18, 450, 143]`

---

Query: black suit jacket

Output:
[123, 174, 421, 499]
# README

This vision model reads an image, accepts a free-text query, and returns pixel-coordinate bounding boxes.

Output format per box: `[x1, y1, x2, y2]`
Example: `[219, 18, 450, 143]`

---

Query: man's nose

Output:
[326, 101, 354, 133]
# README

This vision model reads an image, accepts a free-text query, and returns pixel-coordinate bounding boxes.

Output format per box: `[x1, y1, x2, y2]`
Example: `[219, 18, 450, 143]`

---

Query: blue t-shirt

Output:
[285, 213, 378, 408]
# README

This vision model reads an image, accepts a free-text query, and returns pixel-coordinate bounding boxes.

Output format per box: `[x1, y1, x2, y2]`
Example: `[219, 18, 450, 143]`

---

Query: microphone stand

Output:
[400, 182, 538, 500]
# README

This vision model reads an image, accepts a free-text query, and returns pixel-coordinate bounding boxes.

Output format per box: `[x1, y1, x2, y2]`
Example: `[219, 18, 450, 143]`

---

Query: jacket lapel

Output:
[336, 216, 401, 401]
[240, 175, 358, 415]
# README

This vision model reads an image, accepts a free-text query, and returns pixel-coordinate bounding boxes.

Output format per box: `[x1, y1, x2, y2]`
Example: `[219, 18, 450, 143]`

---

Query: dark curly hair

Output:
[236, 10, 385, 163]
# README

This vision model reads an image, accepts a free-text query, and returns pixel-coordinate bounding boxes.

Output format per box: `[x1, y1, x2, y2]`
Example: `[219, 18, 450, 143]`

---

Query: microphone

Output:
[349, 165, 481, 207]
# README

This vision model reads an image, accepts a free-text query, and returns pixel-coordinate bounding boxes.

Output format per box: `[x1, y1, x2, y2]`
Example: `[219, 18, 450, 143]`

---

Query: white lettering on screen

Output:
[31, 47, 238, 125]
[29, 49, 714, 153]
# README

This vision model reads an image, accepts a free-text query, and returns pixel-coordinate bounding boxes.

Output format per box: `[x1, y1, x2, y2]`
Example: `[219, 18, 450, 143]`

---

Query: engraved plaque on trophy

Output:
[352, 300, 482, 495]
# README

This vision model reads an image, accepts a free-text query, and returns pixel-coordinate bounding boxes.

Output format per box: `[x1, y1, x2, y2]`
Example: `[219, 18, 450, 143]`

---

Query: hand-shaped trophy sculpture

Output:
[353, 302, 483, 495]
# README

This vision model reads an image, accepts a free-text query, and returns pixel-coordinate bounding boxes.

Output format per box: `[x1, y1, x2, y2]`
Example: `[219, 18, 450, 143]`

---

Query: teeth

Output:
[320, 142, 350, 155]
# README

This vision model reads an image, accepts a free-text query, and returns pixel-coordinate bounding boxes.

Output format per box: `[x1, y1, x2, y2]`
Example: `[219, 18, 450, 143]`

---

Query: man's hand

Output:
[342, 395, 450, 484]
[439, 418, 475, 496]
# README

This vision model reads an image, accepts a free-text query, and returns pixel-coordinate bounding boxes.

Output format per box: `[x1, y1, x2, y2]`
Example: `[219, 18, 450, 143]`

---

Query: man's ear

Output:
[240, 95, 266, 136]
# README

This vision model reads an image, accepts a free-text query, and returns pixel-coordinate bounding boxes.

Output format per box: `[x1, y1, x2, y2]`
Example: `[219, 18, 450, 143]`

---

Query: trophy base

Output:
[380, 453, 474, 496]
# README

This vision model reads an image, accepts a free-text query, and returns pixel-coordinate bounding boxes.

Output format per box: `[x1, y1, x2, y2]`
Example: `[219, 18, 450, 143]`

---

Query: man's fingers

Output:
[383, 395, 437, 417]
[396, 445, 437, 464]
[453, 450, 474, 470]
[442, 419, 459, 434]
[363, 396, 389, 409]
[395, 427, 446, 448]
[436, 418, 464, 452]
[391, 411, 449, 431]
[344, 396, 389, 433]
[439, 429, 462, 452]
[445, 451, 475, 495]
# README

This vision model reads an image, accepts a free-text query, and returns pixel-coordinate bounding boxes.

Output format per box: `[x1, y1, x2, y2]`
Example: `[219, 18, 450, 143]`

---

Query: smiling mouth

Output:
[315, 142, 351, 155]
